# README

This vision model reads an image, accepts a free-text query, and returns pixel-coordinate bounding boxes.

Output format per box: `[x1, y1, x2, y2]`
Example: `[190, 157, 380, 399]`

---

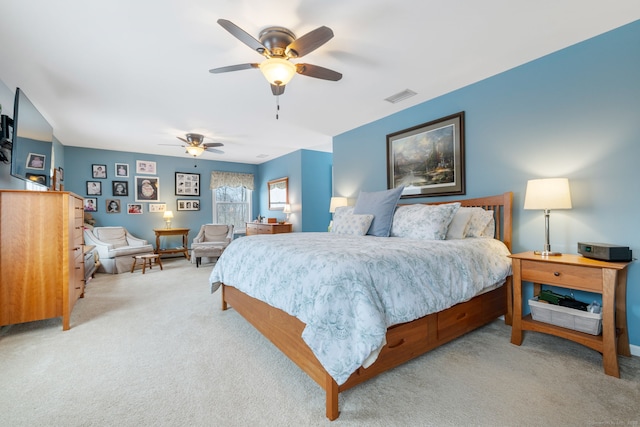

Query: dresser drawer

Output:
[521, 260, 602, 292]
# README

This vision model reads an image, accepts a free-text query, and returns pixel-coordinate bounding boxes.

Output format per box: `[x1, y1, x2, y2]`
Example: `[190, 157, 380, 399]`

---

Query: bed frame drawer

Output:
[437, 299, 482, 341]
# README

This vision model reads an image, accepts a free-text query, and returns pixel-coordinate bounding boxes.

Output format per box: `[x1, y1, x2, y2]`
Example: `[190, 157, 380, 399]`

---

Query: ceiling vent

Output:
[384, 89, 417, 104]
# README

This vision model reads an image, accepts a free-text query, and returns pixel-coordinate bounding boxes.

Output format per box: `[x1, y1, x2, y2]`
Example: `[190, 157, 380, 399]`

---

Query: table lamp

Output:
[163, 210, 174, 229]
[328, 197, 348, 231]
[283, 204, 291, 222]
[523, 178, 572, 256]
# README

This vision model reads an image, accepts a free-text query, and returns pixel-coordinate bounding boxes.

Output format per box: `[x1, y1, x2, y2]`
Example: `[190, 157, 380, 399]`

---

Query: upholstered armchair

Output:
[84, 226, 155, 274]
[191, 224, 234, 267]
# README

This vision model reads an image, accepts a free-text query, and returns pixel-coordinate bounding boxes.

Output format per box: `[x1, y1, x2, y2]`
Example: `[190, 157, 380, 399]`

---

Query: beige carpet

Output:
[1, 258, 639, 427]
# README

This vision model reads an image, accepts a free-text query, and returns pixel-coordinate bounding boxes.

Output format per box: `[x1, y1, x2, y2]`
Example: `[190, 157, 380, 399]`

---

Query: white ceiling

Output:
[1, 1, 638, 164]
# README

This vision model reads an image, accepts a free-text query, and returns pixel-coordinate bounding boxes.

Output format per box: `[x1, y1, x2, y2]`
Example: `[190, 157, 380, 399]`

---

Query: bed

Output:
[209, 192, 513, 420]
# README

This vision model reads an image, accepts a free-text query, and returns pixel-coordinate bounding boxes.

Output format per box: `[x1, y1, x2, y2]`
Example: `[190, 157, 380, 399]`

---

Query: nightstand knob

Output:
[554, 272, 560, 276]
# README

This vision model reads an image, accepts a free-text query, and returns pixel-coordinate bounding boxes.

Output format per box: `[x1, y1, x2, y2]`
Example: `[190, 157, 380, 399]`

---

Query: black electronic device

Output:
[577, 242, 632, 262]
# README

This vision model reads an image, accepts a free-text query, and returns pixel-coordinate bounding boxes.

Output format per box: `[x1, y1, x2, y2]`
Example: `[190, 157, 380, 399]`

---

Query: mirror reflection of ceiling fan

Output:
[209, 19, 342, 97]
[161, 133, 224, 157]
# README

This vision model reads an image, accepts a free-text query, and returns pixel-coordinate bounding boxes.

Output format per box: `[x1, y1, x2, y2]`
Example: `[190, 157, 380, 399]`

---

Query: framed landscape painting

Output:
[387, 112, 465, 198]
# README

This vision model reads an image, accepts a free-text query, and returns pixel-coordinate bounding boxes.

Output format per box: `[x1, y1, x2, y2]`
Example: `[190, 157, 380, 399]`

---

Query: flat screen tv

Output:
[10, 87, 54, 188]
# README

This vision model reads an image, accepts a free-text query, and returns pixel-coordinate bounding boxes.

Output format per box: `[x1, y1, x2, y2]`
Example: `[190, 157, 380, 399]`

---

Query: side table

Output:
[510, 251, 631, 378]
[153, 228, 190, 260]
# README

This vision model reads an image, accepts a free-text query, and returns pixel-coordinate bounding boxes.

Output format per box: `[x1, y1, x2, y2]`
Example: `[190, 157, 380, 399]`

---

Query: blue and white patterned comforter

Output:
[209, 232, 512, 385]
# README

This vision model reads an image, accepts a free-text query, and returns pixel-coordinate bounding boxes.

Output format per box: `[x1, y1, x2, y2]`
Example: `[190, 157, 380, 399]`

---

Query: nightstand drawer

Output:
[521, 260, 602, 292]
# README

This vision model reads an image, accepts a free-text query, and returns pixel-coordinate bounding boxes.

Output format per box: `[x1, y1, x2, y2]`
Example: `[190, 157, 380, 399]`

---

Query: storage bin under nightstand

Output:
[528, 298, 602, 335]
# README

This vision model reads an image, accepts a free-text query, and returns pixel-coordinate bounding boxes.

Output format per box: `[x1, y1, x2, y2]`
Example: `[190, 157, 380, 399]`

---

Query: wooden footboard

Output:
[222, 281, 509, 420]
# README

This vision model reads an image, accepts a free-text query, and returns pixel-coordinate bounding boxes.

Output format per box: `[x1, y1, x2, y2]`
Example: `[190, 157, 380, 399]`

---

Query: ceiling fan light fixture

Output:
[259, 58, 296, 86]
[185, 145, 205, 157]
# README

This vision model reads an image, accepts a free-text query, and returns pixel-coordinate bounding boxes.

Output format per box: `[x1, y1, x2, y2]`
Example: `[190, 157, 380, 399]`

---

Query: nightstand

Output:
[510, 251, 631, 378]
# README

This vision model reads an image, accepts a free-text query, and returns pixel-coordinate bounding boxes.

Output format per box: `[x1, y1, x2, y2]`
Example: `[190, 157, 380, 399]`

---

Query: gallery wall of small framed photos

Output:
[81, 161, 203, 218]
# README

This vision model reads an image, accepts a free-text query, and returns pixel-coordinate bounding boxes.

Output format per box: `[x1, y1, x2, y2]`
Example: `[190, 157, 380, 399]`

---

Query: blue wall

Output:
[257, 149, 332, 232]
[334, 21, 640, 348]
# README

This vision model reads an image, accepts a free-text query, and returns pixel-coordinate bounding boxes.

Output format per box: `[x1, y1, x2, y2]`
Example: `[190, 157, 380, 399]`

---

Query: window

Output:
[213, 186, 252, 233]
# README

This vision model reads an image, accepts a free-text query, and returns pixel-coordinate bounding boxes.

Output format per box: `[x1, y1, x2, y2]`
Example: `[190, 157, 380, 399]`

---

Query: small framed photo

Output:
[134, 176, 159, 202]
[84, 197, 98, 212]
[58, 167, 64, 182]
[87, 181, 102, 196]
[149, 203, 166, 213]
[106, 199, 121, 213]
[92, 164, 107, 179]
[112, 181, 128, 196]
[26, 173, 47, 185]
[115, 163, 129, 178]
[177, 199, 200, 211]
[127, 203, 143, 214]
[175, 172, 200, 196]
[136, 160, 156, 174]
[26, 153, 46, 170]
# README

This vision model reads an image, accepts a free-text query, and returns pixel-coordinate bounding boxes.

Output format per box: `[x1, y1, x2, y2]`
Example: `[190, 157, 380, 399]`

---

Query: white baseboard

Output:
[630, 344, 640, 357]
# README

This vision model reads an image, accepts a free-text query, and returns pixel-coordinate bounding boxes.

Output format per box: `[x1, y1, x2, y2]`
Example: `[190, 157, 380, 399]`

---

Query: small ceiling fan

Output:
[209, 19, 342, 96]
[162, 133, 224, 157]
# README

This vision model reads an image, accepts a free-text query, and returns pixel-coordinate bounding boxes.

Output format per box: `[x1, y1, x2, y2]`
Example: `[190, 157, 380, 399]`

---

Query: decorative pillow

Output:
[331, 214, 374, 236]
[445, 207, 474, 239]
[353, 186, 404, 237]
[465, 207, 495, 238]
[390, 202, 460, 240]
[333, 205, 354, 220]
[481, 211, 495, 238]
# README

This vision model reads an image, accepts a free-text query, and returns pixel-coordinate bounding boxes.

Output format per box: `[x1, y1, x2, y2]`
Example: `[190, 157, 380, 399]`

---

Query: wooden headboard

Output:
[423, 191, 513, 251]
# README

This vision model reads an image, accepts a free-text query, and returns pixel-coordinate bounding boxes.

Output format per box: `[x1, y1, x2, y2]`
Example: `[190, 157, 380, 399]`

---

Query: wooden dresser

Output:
[0, 190, 85, 330]
[246, 222, 292, 236]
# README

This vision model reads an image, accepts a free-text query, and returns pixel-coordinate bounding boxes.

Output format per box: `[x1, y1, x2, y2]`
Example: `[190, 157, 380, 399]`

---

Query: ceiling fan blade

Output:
[296, 63, 342, 81]
[209, 63, 259, 74]
[176, 136, 188, 144]
[217, 19, 270, 56]
[203, 142, 224, 148]
[286, 26, 334, 58]
[271, 84, 286, 96]
[205, 148, 224, 154]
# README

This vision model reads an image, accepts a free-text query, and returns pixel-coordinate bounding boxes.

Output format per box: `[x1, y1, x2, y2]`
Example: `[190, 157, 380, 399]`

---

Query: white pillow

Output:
[465, 207, 494, 238]
[481, 211, 495, 238]
[333, 205, 354, 219]
[445, 208, 474, 239]
[390, 203, 460, 240]
[331, 213, 374, 236]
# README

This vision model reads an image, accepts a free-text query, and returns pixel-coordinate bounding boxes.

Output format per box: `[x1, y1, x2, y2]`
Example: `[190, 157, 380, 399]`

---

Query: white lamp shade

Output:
[524, 178, 572, 210]
[282, 204, 292, 214]
[163, 210, 174, 220]
[259, 58, 297, 86]
[329, 197, 348, 213]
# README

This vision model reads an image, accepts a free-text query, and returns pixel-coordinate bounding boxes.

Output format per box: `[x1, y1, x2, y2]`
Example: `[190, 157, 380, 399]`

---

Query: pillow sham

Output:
[353, 186, 404, 237]
[390, 202, 460, 240]
[331, 213, 374, 236]
[465, 207, 494, 238]
[333, 205, 354, 219]
[445, 207, 474, 239]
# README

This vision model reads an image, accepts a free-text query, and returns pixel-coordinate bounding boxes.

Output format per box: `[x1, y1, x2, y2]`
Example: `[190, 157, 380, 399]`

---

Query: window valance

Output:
[210, 171, 254, 190]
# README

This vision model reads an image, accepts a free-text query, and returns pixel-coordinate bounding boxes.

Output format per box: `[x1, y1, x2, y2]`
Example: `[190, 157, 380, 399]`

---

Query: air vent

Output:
[384, 89, 417, 104]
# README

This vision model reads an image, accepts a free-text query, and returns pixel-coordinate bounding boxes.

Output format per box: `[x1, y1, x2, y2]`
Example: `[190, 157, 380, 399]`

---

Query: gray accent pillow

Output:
[353, 186, 404, 237]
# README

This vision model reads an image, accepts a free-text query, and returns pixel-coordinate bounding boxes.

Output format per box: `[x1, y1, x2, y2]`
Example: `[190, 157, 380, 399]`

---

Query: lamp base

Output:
[534, 250, 562, 256]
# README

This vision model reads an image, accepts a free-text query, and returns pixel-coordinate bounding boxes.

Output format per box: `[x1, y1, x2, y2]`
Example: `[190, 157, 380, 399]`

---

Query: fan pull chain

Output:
[276, 95, 280, 120]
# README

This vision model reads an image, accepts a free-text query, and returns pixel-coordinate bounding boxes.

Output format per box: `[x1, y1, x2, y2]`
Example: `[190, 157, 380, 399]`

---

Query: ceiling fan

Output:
[163, 133, 224, 157]
[209, 19, 342, 96]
